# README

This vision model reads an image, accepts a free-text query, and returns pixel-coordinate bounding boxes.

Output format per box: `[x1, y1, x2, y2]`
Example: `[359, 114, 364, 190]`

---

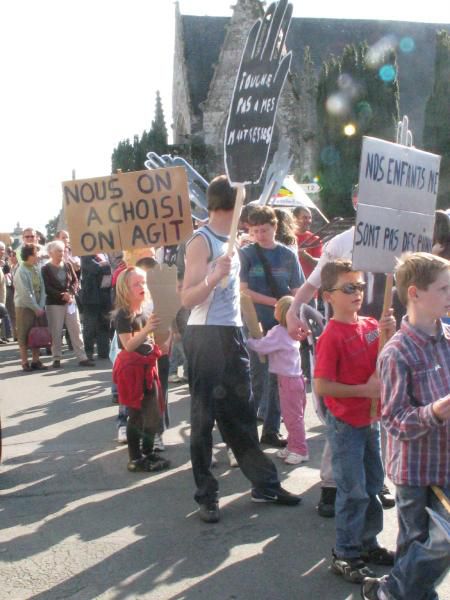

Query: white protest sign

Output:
[352, 136, 440, 273]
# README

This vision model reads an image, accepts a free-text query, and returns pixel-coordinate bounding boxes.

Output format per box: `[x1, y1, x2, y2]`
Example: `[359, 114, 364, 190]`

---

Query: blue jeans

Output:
[169, 339, 188, 376]
[380, 485, 450, 600]
[249, 348, 281, 434]
[326, 412, 384, 558]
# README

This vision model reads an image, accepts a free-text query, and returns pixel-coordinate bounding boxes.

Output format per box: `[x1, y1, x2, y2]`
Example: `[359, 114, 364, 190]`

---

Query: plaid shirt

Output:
[378, 317, 450, 487]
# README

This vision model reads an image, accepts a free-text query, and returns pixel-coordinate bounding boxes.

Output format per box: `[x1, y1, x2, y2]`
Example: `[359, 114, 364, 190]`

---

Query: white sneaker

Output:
[153, 433, 165, 452]
[227, 448, 238, 468]
[117, 426, 127, 444]
[284, 452, 309, 465]
[276, 448, 290, 459]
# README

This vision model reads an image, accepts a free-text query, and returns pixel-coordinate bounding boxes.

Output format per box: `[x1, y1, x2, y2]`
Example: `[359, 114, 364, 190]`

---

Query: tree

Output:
[316, 43, 399, 217]
[111, 90, 169, 173]
[423, 30, 450, 209]
[45, 214, 59, 241]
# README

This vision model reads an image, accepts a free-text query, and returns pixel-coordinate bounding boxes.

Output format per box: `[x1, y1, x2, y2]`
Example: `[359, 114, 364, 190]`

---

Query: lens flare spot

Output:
[379, 64, 397, 82]
[326, 93, 349, 116]
[343, 123, 356, 136]
[400, 37, 415, 53]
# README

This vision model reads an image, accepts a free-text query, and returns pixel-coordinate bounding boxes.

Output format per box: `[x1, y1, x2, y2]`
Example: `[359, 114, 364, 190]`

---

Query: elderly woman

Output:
[42, 240, 94, 369]
[14, 244, 47, 372]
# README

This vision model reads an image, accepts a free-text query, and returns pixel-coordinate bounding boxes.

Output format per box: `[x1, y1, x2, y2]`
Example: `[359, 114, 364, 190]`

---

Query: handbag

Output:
[27, 316, 52, 349]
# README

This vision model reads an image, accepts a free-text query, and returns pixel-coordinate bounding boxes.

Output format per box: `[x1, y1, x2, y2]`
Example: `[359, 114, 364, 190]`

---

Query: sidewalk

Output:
[0, 342, 448, 599]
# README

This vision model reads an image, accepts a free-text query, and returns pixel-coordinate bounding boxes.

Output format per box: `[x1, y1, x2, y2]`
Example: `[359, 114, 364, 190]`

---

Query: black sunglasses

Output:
[327, 282, 366, 295]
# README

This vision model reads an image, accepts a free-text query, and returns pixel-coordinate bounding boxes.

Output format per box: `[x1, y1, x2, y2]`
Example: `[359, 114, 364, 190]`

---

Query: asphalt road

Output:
[0, 342, 448, 599]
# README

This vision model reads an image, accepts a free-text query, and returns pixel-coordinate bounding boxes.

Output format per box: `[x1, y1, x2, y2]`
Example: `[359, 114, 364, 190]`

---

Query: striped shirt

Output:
[378, 317, 450, 487]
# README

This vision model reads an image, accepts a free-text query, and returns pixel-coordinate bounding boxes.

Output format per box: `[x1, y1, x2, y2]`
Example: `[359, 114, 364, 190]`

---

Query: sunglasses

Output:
[327, 282, 366, 295]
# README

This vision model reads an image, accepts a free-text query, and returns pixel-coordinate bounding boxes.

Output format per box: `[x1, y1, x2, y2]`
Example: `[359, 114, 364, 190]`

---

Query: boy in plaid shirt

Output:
[362, 252, 450, 600]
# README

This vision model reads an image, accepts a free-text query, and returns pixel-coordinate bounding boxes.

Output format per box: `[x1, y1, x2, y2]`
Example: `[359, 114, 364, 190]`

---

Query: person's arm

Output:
[379, 348, 446, 440]
[286, 281, 317, 339]
[314, 373, 379, 399]
[246, 327, 283, 355]
[181, 235, 231, 309]
[118, 314, 160, 353]
[298, 249, 320, 267]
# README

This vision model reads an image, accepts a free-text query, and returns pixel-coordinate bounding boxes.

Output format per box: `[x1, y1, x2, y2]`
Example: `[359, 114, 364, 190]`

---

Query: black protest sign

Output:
[63, 167, 193, 256]
[224, 0, 293, 186]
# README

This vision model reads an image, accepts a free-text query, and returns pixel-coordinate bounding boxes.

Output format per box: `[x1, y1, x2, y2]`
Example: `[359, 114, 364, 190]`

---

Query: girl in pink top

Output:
[247, 296, 308, 464]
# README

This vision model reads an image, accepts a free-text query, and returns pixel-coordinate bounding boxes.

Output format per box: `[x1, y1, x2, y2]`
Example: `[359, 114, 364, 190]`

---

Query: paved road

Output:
[0, 342, 448, 599]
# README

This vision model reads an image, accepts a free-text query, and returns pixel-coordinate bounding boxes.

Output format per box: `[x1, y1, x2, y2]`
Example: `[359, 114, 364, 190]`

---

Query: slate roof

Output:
[181, 15, 450, 141]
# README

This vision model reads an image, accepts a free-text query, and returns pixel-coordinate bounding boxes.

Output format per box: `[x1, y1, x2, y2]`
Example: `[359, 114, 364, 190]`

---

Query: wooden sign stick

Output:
[221, 185, 245, 287]
[370, 273, 394, 420]
[432, 485, 450, 513]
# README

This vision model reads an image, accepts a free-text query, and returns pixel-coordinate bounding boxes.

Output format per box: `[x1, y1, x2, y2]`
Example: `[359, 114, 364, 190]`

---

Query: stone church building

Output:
[172, 0, 448, 185]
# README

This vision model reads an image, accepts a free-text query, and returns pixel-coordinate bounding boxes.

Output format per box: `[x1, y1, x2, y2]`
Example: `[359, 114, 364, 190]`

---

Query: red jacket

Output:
[112, 346, 163, 410]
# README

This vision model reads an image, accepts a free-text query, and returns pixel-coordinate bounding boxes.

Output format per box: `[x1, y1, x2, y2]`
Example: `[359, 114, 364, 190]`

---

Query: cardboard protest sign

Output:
[63, 167, 192, 256]
[0, 233, 12, 246]
[353, 137, 440, 273]
[224, 0, 293, 186]
[146, 264, 181, 346]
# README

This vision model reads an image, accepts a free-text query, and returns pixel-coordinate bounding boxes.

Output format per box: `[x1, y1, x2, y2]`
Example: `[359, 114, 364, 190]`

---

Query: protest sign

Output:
[146, 264, 181, 346]
[352, 136, 440, 273]
[63, 167, 192, 257]
[224, 0, 293, 186]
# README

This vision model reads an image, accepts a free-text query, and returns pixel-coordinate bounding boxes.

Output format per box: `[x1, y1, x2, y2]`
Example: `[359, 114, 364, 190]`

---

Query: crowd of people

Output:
[1, 179, 449, 599]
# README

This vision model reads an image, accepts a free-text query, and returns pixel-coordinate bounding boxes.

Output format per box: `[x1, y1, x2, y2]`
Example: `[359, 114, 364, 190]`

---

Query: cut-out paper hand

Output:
[224, 0, 293, 186]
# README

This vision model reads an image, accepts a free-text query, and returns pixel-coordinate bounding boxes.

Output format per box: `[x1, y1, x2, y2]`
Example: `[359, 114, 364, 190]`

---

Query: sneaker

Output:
[378, 484, 395, 509]
[79, 359, 96, 367]
[52, 360, 61, 368]
[117, 426, 127, 444]
[168, 374, 181, 383]
[251, 487, 302, 506]
[361, 547, 395, 566]
[127, 455, 170, 473]
[361, 577, 383, 599]
[227, 447, 238, 468]
[317, 487, 336, 518]
[198, 501, 220, 523]
[276, 448, 289, 459]
[331, 550, 376, 584]
[153, 433, 165, 452]
[260, 431, 288, 448]
[284, 452, 309, 465]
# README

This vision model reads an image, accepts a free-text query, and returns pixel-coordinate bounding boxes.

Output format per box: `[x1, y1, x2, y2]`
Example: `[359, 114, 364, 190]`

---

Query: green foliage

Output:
[423, 30, 450, 209]
[317, 43, 399, 217]
[45, 215, 59, 241]
[111, 90, 169, 173]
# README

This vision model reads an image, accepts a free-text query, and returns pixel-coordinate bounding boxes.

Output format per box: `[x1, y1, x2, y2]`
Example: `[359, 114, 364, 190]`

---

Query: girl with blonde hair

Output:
[112, 266, 170, 473]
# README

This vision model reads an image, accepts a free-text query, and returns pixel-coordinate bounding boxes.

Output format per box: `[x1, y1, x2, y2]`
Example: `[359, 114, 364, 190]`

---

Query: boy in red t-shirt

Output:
[314, 259, 396, 584]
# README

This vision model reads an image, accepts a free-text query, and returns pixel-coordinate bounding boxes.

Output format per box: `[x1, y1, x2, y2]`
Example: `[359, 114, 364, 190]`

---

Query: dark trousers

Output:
[183, 325, 279, 505]
[82, 304, 110, 358]
[127, 393, 157, 461]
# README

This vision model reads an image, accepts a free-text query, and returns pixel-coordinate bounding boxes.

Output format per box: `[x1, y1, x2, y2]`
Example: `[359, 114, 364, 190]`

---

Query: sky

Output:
[1, 0, 449, 235]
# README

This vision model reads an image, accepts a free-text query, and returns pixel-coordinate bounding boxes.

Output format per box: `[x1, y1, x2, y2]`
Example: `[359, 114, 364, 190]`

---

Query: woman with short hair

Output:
[14, 244, 47, 372]
[42, 240, 94, 369]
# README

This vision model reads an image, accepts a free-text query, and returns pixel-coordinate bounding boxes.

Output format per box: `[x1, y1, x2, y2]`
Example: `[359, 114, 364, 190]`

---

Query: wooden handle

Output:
[240, 292, 266, 363]
[220, 185, 245, 288]
[371, 273, 394, 420]
[432, 485, 450, 513]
